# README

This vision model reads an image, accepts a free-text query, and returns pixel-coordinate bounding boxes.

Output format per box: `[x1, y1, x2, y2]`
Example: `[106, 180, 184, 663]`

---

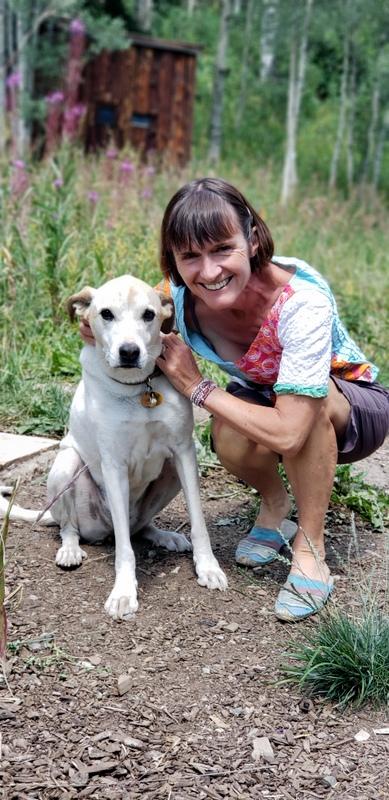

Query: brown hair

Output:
[160, 177, 274, 286]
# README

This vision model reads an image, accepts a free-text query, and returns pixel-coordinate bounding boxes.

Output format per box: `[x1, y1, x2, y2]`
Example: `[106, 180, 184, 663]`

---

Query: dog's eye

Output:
[142, 309, 155, 322]
[100, 308, 114, 321]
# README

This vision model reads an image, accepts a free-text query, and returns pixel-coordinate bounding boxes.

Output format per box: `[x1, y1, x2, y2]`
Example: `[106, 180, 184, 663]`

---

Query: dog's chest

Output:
[120, 420, 172, 490]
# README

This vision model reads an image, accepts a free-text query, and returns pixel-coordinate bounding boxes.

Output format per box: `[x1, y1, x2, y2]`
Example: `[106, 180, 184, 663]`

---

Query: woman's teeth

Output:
[203, 277, 230, 291]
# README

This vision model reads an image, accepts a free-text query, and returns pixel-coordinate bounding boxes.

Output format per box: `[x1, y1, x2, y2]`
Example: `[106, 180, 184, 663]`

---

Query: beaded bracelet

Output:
[190, 379, 217, 407]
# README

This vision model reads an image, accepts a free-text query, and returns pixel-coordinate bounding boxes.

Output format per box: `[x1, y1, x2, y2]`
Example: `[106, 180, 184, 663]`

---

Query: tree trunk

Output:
[346, 49, 356, 190]
[260, 0, 278, 82]
[15, 6, 29, 157]
[281, 0, 313, 205]
[361, 80, 380, 184]
[329, 31, 349, 190]
[0, 0, 6, 154]
[235, 0, 254, 131]
[372, 109, 389, 191]
[136, 0, 153, 32]
[187, 0, 197, 14]
[208, 0, 232, 163]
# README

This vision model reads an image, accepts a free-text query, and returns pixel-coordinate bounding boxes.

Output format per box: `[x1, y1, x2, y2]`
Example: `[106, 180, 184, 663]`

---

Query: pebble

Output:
[252, 736, 275, 763]
[117, 674, 132, 696]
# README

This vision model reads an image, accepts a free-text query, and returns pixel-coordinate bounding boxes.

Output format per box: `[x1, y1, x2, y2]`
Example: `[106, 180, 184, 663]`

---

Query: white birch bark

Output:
[361, 80, 380, 184]
[15, 6, 28, 156]
[329, 32, 349, 190]
[0, 0, 6, 154]
[346, 51, 356, 190]
[235, 0, 254, 131]
[208, 0, 232, 162]
[260, 0, 278, 82]
[372, 109, 389, 190]
[281, 0, 313, 206]
[187, 0, 197, 14]
[136, 0, 153, 32]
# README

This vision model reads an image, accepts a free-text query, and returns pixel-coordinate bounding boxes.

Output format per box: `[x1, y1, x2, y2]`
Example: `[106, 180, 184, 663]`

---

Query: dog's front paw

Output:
[104, 584, 139, 620]
[158, 530, 192, 552]
[56, 543, 87, 568]
[195, 557, 228, 591]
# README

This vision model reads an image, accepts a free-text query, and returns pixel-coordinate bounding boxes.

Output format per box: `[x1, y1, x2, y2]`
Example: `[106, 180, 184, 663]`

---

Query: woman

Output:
[82, 177, 389, 622]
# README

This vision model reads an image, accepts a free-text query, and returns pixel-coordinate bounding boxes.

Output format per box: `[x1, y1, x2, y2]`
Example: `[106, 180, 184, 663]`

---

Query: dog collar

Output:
[109, 367, 163, 408]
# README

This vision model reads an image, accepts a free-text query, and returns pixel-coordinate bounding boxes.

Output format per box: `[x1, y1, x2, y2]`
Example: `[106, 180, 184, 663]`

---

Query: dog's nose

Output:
[119, 343, 140, 368]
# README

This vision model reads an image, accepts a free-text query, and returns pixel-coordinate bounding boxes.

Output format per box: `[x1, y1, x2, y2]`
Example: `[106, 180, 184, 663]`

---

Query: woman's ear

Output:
[159, 294, 176, 334]
[249, 226, 259, 258]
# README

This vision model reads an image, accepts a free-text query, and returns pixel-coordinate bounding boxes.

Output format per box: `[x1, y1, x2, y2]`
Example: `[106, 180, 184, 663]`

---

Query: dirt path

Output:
[1, 448, 388, 800]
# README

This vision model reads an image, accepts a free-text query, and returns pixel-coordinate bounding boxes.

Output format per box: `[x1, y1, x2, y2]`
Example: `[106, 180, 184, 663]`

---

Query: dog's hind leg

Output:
[133, 460, 191, 552]
[48, 447, 111, 568]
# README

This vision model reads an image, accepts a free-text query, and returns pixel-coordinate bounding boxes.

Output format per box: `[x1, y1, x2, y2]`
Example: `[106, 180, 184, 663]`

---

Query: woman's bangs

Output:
[169, 194, 238, 252]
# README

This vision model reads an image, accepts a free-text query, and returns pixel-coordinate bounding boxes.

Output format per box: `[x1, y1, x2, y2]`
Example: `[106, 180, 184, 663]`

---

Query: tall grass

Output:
[1, 146, 388, 434]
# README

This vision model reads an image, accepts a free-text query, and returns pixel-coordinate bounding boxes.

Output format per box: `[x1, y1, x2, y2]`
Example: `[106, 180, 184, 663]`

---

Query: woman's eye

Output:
[143, 308, 155, 322]
[100, 308, 114, 321]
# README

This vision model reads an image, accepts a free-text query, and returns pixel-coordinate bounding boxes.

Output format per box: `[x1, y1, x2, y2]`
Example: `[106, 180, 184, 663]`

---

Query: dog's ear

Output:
[67, 287, 95, 322]
[159, 294, 176, 334]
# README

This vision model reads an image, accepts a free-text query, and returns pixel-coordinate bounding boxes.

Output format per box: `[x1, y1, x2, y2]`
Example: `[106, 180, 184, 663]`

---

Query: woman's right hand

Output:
[80, 318, 95, 345]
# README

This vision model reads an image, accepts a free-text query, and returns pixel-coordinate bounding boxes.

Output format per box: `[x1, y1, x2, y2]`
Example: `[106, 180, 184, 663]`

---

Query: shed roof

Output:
[128, 32, 201, 56]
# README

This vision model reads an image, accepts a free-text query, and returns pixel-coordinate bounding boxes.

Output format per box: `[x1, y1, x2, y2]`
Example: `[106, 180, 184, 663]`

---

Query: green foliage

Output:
[0, 149, 388, 437]
[282, 605, 389, 709]
[331, 465, 389, 531]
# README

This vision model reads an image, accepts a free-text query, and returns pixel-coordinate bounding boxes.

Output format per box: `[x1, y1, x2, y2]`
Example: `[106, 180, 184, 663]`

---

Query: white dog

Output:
[0, 275, 227, 619]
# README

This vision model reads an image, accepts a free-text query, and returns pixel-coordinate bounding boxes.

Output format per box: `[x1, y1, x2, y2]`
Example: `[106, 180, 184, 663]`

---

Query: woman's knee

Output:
[211, 417, 275, 467]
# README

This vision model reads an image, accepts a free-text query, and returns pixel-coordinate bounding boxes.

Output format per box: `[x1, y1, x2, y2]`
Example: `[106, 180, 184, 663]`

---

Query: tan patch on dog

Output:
[67, 287, 95, 322]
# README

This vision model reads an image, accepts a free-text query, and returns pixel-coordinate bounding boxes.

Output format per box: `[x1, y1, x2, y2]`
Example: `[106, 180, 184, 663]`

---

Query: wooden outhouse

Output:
[81, 34, 200, 164]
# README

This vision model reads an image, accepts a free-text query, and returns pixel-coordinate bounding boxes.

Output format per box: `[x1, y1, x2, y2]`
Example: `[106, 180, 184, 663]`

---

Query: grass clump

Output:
[282, 605, 389, 709]
[331, 465, 389, 531]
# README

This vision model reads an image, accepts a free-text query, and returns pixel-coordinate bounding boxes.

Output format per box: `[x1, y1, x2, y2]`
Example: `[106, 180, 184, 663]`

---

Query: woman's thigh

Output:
[331, 378, 389, 464]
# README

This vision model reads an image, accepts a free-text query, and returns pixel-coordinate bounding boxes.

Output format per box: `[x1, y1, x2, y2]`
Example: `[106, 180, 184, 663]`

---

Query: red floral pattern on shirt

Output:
[235, 284, 295, 384]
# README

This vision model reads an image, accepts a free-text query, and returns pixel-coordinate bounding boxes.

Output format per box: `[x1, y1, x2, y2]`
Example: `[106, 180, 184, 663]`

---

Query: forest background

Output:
[0, 0, 389, 435]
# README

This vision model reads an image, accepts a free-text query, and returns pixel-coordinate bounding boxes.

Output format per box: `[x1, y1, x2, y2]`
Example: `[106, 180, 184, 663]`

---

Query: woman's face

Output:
[173, 223, 258, 310]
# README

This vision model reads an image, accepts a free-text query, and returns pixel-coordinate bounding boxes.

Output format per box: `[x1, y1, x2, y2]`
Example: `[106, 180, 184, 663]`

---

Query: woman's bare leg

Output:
[212, 417, 291, 529]
[212, 380, 351, 582]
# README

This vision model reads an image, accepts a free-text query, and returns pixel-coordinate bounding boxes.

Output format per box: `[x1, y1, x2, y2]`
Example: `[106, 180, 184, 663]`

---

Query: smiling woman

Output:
[154, 177, 389, 623]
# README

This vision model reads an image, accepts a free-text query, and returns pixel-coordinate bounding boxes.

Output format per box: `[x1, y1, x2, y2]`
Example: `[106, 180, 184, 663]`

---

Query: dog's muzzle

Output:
[118, 343, 141, 368]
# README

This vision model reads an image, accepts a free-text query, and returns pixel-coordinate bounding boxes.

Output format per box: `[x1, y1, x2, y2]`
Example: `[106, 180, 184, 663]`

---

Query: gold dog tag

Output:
[140, 390, 163, 408]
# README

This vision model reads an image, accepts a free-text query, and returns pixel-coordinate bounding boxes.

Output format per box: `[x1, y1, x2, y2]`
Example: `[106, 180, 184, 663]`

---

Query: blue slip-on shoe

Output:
[235, 519, 297, 567]
[275, 573, 334, 622]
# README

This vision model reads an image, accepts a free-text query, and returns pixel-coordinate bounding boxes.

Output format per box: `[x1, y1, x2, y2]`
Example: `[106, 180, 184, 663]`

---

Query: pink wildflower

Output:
[87, 191, 99, 204]
[53, 178, 64, 189]
[120, 160, 135, 173]
[70, 18, 86, 35]
[46, 91, 65, 105]
[6, 72, 21, 89]
[106, 148, 118, 160]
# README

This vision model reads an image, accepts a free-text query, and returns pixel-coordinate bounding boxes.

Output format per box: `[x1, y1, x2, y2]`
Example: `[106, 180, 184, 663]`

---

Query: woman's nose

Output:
[199, 252, 220, 279]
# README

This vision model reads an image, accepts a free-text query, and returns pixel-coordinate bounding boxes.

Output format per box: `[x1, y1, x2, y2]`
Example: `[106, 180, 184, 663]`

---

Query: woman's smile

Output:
[201, 276, 232, 291]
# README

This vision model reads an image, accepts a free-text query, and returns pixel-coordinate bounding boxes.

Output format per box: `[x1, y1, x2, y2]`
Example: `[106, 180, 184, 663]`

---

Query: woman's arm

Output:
[156, 332, 324, 457]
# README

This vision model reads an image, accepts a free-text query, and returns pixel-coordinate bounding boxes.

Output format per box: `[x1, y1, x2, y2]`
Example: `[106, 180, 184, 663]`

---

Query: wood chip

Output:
[252, 737, 275, 763]
[117, 674, 132, 696]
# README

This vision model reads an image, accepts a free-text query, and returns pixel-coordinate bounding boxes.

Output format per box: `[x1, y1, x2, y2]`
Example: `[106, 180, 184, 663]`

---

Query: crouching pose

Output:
[150, 178, 389, 622]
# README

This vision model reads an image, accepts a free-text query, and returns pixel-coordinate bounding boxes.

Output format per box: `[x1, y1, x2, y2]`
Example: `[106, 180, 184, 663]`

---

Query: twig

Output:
[34, 464, 89, 526]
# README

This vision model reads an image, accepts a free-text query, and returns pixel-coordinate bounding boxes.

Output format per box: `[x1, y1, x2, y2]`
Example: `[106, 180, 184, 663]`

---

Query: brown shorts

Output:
[226, 379, 389, 465]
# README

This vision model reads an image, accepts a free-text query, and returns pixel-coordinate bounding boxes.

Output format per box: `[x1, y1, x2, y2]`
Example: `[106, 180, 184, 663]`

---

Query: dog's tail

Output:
[0, 486, 56, 526]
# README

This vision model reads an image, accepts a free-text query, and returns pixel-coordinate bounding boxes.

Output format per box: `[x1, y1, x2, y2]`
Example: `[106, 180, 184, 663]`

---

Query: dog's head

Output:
[68, 275, 174, 374]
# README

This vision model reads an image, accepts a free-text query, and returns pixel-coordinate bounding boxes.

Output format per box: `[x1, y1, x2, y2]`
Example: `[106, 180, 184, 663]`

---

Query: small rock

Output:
[71, 771, 89, 788]
[89, 654, 102, 666]
[252, 736, 275, 763]
[117, 674, 132, 696]
[373, 727, 389, 735]
[354, 729, 370, 742]
[321, 774, 337, 788]
[225, 622, 239, 633]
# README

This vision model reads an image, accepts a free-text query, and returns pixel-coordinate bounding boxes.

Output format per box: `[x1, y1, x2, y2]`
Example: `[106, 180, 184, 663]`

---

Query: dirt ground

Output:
[0, 442, 388, 800]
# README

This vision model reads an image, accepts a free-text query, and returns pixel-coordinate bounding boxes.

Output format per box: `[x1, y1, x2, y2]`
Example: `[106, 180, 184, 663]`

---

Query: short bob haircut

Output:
[160, 177, 274, 287]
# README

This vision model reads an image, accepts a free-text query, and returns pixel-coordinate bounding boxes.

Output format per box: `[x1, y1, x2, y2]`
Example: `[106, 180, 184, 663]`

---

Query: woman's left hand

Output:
[156, 333, 204, 398]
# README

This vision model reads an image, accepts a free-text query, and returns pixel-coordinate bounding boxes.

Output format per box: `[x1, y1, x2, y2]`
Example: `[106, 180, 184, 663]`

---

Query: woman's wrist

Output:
[189, 378, 217, 407]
